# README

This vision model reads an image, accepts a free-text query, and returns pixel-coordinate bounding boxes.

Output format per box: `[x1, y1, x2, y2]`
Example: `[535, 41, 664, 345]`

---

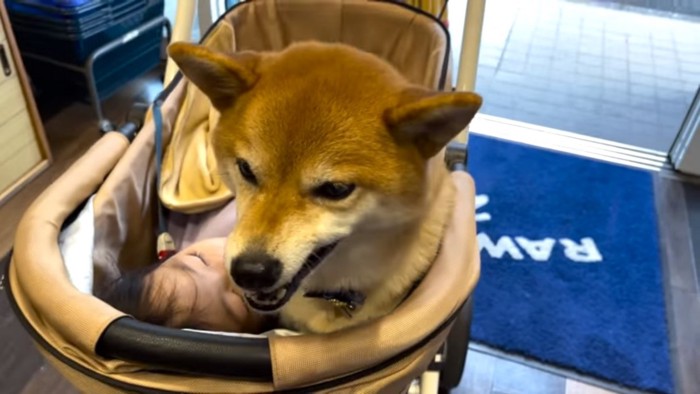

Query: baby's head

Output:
[98, 238, 262, 333]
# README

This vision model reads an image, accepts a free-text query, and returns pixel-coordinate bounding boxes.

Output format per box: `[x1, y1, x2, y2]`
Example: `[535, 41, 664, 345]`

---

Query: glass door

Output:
[448, 0, 700, 158]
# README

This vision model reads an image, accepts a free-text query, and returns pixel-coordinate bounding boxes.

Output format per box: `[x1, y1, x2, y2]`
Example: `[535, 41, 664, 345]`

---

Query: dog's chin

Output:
[243, 241, 341, 313]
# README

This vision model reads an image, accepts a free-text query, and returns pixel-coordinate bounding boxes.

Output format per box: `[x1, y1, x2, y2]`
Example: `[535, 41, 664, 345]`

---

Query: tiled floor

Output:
[458, 346, 625, 394]
[587, 0, 700, 17]
[448, 0, 700, 152]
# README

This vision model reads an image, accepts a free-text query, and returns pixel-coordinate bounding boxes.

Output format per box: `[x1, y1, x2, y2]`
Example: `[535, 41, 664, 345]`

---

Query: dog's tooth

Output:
[277, 288, 287, 299]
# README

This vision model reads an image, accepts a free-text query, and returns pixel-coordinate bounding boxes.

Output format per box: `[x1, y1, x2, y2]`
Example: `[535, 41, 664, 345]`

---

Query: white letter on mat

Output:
[515, 237, 556, 261]
[560, 237, 603, 262]
[478, 233, 524, 260]
[475, 194, 492, 222]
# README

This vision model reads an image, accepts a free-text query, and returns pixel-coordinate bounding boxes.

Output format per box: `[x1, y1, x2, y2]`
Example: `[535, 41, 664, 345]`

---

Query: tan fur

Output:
[168, 41, 481, 334]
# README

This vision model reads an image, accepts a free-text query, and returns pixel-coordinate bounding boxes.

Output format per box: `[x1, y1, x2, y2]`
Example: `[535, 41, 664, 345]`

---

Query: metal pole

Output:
[164, 0, 197, 85]
[455, 0, 486, 144]
[419, 371, 440, 394]
[85, 16, 171, 132]
[198, 0, 228, 36]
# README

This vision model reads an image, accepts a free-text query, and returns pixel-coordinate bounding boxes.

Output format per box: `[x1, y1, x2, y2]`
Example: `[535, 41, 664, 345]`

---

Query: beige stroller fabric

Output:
[159, 23, 235, 215]
[8, 1, 480, 392]
[403, 0, 448, 23]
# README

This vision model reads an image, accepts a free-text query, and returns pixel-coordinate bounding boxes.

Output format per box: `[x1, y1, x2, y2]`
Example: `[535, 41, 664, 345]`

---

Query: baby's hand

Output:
[178, 237, 227, 267]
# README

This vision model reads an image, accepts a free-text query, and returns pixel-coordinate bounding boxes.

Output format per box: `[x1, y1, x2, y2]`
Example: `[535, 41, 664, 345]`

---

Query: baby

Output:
[97, 238, 267, 333]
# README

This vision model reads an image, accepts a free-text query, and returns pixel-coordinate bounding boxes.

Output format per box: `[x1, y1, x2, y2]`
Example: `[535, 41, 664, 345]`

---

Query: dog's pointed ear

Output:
[167, 42, 259, 111]
[385, 89, 482, 158]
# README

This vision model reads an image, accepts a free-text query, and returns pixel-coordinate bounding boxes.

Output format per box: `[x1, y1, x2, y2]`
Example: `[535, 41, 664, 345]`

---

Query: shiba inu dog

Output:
[168, 41, 481, 334]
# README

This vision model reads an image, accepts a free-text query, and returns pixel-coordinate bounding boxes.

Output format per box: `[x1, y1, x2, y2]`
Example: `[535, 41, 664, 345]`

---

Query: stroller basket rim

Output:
[4, 250, 472, 393]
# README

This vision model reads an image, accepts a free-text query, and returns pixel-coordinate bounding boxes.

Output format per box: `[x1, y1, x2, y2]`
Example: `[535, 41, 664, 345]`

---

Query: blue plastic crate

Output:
[8, 0, 147, 35]
[6, 0, 106, 19]
[51, 0, 92, 7]
[8, 0, 163, 65]
[22, 27, 163, 100]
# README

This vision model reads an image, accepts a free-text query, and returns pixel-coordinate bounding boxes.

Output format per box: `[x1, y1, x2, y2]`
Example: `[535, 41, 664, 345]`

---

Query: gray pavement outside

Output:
[448, 0, 700, 152]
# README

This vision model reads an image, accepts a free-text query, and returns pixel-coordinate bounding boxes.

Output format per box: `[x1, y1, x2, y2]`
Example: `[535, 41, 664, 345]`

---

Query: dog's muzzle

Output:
[236, 241, 340, 312]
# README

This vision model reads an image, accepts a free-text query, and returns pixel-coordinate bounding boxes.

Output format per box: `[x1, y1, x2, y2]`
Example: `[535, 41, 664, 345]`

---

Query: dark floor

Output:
[654, 175, 700, 394]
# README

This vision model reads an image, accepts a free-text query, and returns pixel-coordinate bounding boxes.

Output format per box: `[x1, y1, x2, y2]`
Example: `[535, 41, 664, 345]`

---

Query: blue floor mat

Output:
[467, 134, 673, 394]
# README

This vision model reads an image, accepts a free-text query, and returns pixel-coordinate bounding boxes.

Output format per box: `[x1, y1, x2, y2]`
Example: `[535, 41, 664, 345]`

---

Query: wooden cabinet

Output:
[0, 2, 51, 205]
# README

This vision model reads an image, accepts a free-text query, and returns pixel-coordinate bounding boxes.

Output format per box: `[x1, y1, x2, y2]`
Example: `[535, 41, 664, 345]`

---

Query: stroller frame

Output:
[3, 1, 484, 393]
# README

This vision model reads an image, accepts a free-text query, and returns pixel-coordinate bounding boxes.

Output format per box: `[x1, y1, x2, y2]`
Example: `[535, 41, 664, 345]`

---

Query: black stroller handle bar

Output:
[94, 144, 470, 382]
[96, 317, 273, 380]
[94, 300, 471, 389]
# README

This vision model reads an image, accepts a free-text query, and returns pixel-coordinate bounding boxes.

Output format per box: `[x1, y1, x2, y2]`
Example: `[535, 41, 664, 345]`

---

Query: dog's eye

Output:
[314, 182, 356, 200]
[236, 159, 257, 185]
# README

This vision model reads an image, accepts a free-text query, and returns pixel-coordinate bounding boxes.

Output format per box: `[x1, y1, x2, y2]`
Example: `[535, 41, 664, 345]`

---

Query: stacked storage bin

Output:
[5, 0, 165, 100]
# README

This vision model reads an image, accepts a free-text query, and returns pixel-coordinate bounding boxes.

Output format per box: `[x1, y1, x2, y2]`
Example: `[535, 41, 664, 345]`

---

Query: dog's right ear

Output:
[168, 42, 258, 111]
[386, 88, 482, 159]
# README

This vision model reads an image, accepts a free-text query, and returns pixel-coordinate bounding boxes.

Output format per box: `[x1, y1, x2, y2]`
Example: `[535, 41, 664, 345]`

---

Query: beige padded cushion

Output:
[159, 22, 236, 214]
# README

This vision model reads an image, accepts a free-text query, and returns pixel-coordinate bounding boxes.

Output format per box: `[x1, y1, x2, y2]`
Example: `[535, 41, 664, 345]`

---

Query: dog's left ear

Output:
[168, 42, 259, 111]
[386, 89, 482, 158]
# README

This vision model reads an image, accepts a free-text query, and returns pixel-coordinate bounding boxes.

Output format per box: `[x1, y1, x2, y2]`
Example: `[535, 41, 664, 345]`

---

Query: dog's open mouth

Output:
[244, 241, 340, 312]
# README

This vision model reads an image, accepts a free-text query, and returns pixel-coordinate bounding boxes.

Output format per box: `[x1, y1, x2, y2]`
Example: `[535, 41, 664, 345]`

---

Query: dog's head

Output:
[168, 41, 481, 312]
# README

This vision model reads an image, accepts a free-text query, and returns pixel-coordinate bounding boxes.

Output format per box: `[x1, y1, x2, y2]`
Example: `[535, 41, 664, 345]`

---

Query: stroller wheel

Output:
[439, 297, 473, 392]
[445, 141, 468, 172]
[99, 119, 115, 133]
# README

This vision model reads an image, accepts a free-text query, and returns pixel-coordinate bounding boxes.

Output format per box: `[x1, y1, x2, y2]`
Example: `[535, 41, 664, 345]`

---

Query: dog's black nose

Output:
[231, 252, 282, 290]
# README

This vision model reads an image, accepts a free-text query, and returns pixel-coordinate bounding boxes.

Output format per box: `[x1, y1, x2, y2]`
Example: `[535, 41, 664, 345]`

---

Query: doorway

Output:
[448, 0, 700, 164]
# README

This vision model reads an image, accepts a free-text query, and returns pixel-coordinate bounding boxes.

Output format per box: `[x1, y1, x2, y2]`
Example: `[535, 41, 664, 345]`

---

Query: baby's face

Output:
[147, 238, 257, 332]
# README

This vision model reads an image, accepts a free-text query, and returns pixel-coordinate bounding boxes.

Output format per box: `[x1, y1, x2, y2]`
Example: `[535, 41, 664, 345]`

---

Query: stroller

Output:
[3, 1, 482, 393]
